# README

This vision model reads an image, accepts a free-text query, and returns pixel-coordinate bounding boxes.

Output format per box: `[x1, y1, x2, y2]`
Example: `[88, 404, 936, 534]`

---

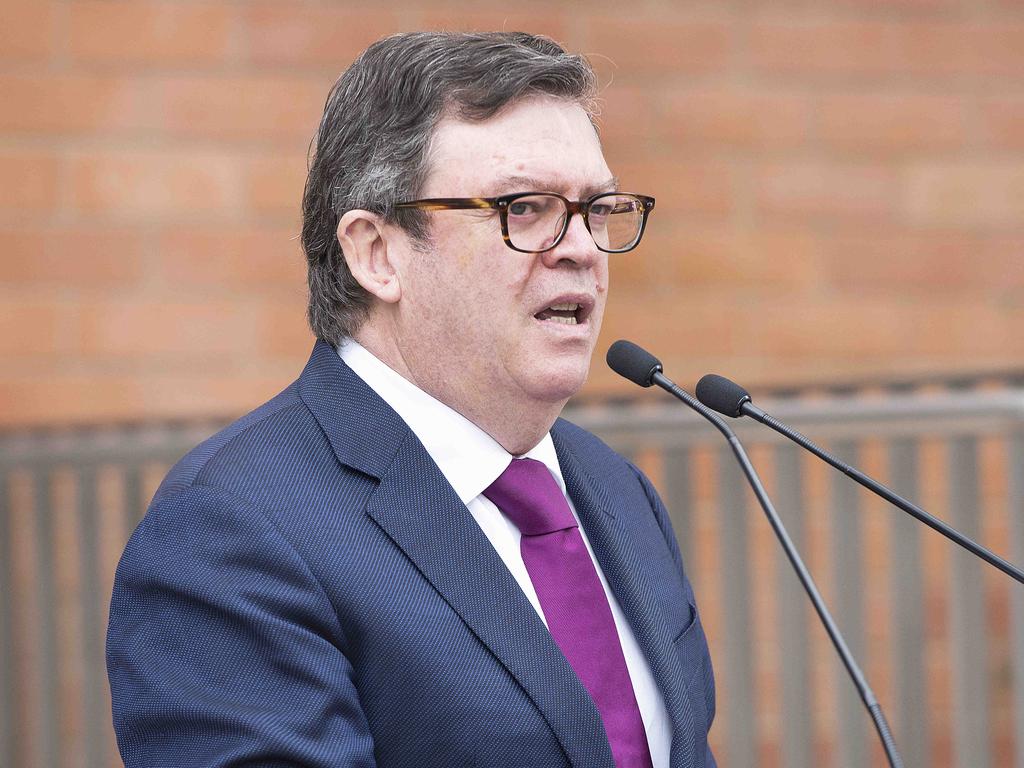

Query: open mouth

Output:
[534, 302, 586, 326]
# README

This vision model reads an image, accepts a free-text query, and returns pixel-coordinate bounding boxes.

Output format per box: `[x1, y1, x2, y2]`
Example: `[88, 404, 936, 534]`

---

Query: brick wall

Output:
[1, 0, 1023, 425]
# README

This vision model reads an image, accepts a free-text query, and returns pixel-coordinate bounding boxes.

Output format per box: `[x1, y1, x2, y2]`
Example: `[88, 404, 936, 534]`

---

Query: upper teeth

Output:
[550, 303, 579, 311]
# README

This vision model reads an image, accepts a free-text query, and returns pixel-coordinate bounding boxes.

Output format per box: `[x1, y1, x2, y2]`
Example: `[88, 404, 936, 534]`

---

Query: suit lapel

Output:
[298, 342, 615, 768]
[553, 428, 699, 768]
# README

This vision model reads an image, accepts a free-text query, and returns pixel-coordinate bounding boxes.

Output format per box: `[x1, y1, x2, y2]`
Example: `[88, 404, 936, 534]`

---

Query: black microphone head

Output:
[606, 340, 663, 387]
[696, 374, 751, 417]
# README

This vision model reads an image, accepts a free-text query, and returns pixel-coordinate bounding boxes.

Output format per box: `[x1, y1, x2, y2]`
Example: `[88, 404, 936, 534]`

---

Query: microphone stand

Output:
[650, 371, 905, 768]
[736, 399, 1024, 585]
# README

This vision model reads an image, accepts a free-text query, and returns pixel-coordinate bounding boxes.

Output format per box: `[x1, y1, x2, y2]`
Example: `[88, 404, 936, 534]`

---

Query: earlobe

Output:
[337, 211, 402, 304]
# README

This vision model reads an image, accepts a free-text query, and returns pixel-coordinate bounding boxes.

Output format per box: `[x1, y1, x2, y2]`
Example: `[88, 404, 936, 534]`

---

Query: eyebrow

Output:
[487, 175, 620, 198]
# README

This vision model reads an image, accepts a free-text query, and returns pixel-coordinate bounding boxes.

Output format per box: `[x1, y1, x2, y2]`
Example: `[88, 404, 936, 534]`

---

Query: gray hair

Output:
[301, 31, 598, 346]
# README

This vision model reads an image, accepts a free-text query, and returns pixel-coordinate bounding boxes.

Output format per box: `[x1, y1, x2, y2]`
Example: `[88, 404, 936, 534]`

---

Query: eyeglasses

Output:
[394, 191, 655, 254]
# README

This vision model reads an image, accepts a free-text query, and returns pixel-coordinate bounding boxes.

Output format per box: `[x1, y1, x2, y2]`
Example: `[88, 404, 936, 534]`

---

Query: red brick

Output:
[605, 285, 753, 356]
[417, 8, 572, 45]
[0, 1, 55, 62]
[132, 371, 300, 420]
[0, 370, 293, 426]
[965, 24, 1024, 77]
[593, 86, 655, 143]
[817, 93, 965, 153]
[68, 150, 243, 220]
[588, 18, 732, 77]
[613, 156, 733, 218]
[604, 233, 654, 288]
[0, 71, 329, 143]
[654, 226, 821, 290]
[750, 21, 899, 76]
[979, 97, 1024, 151]
[159, 74, 330, 143]
[77, 298, 259, 358]
[0, 152, 61, 214]
[760, 297, 1022, 363]
[0, 74, 154, 136]
[752, 161, 900, 223]
[242, 153, 308, 218]
[905, 163, 1024, 227]
[742, 0, 954, 7]
[890, 22, 974, 76]
[743, 298, 907, 359]
[254, 300, 314, 357]
[867, 234, 1024, 295]
[986, 237, 1024, 293]
[662, 87, 811, 150]
[69, 1, 233, 65]
[0, 373, 135, 426]
[0, 226, 145, 287]
[156, 227, 306, 292]
[822, 231, 990, 294]
[752, 20, 1024, 79]
[0, 300, 64, 357]
[242, 3, 401, 68]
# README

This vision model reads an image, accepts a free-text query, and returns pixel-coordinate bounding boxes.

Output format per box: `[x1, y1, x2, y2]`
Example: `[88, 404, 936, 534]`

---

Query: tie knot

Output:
[483, 458, 577, 536]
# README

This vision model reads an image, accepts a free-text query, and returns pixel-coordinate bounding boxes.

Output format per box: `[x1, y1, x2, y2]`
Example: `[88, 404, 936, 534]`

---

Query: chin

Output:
[522, 360, 592, 404]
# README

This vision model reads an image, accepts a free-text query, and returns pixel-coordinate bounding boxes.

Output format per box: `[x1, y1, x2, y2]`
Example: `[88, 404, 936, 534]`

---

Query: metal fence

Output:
[577, 388, 1024, 767]
[1, 387, 1022, 767]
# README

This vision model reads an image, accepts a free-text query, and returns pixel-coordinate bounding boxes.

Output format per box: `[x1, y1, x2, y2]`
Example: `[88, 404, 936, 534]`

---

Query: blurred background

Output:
[1, 0, 1022, 766]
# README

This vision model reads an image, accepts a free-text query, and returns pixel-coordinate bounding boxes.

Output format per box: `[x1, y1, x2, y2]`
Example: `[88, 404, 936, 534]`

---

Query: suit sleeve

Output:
[106, 484, 377, 768]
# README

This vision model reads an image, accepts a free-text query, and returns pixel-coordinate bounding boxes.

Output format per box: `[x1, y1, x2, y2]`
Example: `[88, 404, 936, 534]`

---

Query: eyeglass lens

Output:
[505, 193, 645, 252]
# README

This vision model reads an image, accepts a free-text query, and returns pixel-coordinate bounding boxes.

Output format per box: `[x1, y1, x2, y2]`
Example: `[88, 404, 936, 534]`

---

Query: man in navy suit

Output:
[107, 31, 716, 767]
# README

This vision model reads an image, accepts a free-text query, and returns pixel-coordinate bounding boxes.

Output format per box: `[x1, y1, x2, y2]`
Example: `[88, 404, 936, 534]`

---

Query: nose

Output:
[539, 210, 601, 270]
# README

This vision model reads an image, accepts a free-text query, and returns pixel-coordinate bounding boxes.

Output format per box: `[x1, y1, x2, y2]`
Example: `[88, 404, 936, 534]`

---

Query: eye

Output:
[508, 201, 537, 217]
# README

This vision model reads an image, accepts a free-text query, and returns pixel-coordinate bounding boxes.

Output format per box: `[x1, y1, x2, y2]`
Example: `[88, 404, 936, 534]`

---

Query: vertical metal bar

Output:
[887, 438, 928, 768]
[662, 446, 694, 573]
[0, 468, 14, 768]
[717, 446, 757, 768]
[948, 436, 990, 768]
[33, 467, 58, 768]
[773, 444, 813, 768]
[123, 465, 144, 540]
[77, 465, 106, 768]
[831, 442, 866, 768]
[1010, 431, 1024, 768]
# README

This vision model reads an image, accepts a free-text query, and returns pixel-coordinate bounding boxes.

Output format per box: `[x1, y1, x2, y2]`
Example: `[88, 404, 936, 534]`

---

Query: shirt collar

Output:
[338, 340, 566, 504]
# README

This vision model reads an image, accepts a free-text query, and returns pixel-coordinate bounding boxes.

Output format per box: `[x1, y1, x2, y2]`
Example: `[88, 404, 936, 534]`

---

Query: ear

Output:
[337, 210, 402, 304]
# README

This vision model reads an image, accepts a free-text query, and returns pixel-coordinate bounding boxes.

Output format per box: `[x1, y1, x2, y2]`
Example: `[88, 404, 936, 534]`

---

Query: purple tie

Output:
[483, 458, 654, 768]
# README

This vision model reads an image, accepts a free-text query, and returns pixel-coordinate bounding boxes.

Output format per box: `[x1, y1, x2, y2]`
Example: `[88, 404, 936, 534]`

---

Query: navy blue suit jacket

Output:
[107, 341, 716, 767]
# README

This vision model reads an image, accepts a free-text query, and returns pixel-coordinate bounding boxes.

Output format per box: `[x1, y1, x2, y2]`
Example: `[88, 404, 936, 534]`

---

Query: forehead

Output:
[422, 96, 612, 197]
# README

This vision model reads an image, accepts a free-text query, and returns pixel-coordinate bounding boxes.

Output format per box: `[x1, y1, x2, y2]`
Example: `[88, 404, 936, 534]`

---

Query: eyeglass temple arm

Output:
[393, 198, 497, 211]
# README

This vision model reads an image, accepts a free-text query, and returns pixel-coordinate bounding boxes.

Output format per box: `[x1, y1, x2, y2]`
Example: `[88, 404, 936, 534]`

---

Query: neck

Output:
[447, 395, 565, 457]
[352, 328, 565, 456]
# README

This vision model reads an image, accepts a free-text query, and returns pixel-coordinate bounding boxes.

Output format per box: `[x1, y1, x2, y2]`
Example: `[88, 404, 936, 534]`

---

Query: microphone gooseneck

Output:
[608, 341, 904, 768]
[695, 374, 1024, 585]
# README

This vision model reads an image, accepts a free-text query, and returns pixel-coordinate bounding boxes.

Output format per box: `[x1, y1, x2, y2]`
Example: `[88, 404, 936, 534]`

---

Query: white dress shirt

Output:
[339, 340, 671, 767]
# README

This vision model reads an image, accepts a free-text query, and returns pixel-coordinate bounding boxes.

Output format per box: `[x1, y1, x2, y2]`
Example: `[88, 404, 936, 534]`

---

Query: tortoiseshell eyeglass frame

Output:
[393, 191, 656, 254]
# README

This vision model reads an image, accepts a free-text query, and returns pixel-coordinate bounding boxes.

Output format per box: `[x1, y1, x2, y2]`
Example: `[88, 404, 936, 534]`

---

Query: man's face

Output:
[386, 95, 613, 430]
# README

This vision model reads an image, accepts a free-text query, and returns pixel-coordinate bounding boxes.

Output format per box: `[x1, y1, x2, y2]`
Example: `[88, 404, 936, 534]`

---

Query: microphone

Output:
[606, 339, 663, 388]
[695, 373, 1024, 585]
[607, 340, 904, 768]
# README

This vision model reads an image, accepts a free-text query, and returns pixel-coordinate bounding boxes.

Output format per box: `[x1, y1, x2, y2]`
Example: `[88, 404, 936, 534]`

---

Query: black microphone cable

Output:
[695, 373, 1024, 585]
[606, 340, 904, 768]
